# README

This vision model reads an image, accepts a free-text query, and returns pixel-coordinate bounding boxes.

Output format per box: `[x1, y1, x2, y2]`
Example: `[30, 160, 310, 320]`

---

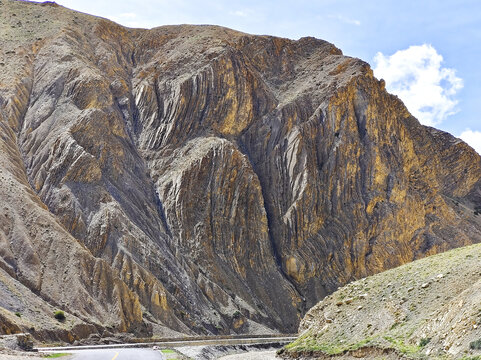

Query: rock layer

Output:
[1, 0, 481, 338]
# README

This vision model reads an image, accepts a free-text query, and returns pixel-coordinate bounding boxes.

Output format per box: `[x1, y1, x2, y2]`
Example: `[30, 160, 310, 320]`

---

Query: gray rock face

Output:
[1, 0, 481, 339]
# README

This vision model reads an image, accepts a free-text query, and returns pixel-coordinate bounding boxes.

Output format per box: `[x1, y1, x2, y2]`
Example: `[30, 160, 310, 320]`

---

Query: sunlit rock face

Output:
[1, 0, 481, 339]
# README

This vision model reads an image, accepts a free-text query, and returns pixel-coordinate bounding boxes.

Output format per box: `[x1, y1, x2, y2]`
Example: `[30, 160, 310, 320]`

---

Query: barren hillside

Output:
[1, 0, 481, 341]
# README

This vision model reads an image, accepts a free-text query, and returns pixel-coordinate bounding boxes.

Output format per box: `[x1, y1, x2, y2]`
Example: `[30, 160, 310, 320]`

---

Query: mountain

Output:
[280, 243, 481, 359]
[1, 0, 481, 341]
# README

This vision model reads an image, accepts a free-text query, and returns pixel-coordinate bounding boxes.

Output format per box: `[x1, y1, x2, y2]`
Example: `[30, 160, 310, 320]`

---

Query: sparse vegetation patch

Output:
[470, 339, 481, 350]
[43, 353, 71, 358]
[419, 337, 431, 347]
[53, 310, 65, 321]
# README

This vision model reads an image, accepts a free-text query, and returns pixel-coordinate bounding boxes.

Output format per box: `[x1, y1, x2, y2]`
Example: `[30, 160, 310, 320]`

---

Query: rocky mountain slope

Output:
[1, 0, 481, 341]
[281, 243, 481, 359]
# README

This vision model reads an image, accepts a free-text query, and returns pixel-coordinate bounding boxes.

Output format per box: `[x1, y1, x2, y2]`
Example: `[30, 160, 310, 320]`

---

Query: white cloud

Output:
[459, 129, 481, 154]
[229, 10, 248, 17]
[373, 44, 463, 127]
[228, 9, 256, 18]
[328, 14, 361, 26]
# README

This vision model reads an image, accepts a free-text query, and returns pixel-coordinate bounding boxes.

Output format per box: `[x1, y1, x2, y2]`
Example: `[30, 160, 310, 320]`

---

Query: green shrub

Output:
[419, 337, 431, 347]
[14, 312, 22, 318]
[161, 349, 176, 354]
[54, 310, 66, 321]
[44, 354, 71, 358]
[233, 310, 241, 319]
[470, 339, 481, 350]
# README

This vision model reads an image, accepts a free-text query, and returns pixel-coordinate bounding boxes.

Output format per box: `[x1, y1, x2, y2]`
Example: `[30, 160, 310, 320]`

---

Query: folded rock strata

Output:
[0, 0, 480, 339]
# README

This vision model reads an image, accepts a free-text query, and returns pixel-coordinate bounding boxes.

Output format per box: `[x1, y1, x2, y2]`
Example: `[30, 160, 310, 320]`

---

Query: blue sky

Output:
[56, 0, 481, 153]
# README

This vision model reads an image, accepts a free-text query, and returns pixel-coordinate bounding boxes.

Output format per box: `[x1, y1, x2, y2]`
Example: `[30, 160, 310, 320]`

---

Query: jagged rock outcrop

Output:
[1, 0, 481, 339]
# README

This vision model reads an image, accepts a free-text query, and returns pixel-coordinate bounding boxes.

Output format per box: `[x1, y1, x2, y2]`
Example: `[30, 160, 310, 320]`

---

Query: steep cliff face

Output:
[1, 0, 481, 339]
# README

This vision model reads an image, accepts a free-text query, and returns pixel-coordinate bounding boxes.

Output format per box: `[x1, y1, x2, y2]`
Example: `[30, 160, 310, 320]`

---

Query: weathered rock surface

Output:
[1, 0, 481, 339]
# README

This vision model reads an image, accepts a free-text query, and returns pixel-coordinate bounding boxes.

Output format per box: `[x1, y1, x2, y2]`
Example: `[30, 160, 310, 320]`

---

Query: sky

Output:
[56, 0, 481, 153]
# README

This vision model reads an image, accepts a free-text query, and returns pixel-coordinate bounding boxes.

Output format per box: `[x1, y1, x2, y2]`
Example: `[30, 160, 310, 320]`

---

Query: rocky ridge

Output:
[281, 243, 481, 359]
[1, 0, 481, 341]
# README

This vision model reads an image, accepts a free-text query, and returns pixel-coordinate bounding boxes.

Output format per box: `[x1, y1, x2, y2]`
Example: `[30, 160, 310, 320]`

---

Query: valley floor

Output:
[0, 348, 279, 360]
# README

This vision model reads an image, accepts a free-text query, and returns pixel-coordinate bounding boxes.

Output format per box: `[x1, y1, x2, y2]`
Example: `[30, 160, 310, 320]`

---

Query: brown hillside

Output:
[1, 0, 481, 340]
